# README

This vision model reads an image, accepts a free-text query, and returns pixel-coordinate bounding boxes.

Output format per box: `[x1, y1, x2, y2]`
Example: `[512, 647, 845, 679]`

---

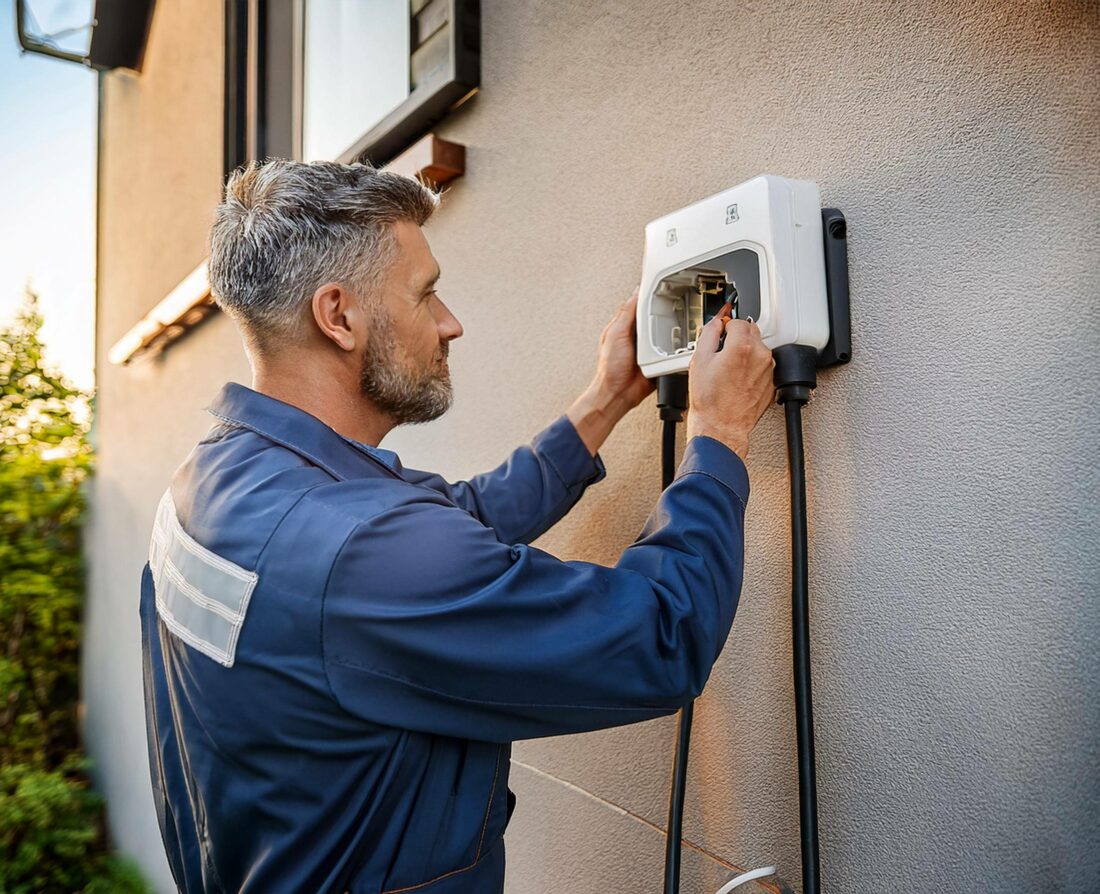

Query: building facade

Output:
[85, 1, 1100, 891]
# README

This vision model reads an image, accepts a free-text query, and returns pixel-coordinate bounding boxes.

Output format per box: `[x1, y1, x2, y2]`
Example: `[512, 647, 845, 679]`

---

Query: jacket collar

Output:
[207, 382, 403, 481]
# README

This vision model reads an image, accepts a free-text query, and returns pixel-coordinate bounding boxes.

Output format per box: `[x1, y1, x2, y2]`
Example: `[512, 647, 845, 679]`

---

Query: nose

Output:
[435, 296, 464, 342]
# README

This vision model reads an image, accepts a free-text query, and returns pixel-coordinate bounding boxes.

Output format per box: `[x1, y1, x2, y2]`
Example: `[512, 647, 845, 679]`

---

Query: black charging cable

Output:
[773, 344, 821, 894]
[656, 374, 692, 894]
[657, 349, 824, 894]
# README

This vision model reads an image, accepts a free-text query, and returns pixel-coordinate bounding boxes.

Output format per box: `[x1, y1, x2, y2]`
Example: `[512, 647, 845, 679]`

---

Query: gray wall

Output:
[86, 1, 1100, 891]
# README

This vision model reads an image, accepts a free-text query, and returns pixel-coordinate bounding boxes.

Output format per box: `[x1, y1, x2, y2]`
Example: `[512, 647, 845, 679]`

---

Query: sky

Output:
[0, 1, 97, 390]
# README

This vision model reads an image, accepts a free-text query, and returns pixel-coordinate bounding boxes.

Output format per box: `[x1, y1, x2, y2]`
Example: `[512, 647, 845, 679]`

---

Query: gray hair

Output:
[208, 158, 438, 348]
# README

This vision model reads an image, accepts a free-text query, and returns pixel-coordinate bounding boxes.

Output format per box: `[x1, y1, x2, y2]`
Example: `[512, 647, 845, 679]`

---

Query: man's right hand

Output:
[686, 305, 776, 460]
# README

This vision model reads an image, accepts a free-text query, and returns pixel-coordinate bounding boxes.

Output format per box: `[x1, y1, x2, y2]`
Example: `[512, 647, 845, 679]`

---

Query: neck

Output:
[252, 352, 395, 447]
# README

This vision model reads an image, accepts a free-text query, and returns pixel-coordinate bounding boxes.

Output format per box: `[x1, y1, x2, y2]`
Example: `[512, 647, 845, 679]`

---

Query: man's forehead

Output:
[408, 258, 440, 291]
[392, 221, 439, 289]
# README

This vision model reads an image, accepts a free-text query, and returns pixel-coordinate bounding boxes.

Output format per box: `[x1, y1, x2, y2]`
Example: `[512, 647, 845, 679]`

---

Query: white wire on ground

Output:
[713, 865, 778, 894]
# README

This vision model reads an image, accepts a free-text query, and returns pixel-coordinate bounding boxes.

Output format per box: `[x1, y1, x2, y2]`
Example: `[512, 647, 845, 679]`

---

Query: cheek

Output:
[394, 319, 438, 365]
[420, 317, 443, 353]
[391, 306, 441, 359]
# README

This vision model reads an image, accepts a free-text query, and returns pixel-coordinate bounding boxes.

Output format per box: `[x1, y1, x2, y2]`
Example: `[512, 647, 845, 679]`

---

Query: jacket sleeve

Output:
[321, 435, 749, 743]
[398, 415, 606, 544]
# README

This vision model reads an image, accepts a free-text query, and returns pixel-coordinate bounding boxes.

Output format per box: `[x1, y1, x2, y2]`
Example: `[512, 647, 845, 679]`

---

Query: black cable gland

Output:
[657, 373, 689, 422]
[774, 344, 818, 405]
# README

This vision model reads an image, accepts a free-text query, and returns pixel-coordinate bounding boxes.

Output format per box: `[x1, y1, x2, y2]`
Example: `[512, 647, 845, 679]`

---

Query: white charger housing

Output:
[636, 175, 831, 379]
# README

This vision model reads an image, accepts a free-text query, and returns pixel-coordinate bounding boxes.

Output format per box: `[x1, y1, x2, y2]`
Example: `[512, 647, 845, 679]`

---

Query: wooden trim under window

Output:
[383, 134, 465, 185]
[107, 134, 467, 366]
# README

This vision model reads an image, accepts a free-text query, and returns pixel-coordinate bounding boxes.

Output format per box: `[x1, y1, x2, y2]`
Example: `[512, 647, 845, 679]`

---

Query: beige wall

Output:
[88, 2, 1100, 892]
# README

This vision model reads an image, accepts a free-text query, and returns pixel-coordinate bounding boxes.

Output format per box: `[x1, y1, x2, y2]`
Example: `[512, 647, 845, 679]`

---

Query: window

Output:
[302, 1, 410, 161]
[226, 0, 480, 173]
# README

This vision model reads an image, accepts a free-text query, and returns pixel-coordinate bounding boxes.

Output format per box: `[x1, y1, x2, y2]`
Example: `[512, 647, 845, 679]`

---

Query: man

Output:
[140, 159, 775, 893]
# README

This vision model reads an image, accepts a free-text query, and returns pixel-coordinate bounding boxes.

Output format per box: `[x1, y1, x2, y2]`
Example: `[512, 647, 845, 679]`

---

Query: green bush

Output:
[0, 762, 147, 894]
[0, 294, 149, 893]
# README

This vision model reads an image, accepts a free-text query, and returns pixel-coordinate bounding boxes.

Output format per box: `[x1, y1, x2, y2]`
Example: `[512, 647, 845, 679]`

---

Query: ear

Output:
[311, 283, 364, 353]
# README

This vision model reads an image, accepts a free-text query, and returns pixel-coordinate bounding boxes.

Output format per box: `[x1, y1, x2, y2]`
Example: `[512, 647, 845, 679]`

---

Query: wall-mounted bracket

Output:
[817, 208, 851, 368]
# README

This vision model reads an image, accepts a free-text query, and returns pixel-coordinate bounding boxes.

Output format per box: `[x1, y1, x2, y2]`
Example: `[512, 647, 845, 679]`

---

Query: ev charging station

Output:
[637, 175, 850, 894]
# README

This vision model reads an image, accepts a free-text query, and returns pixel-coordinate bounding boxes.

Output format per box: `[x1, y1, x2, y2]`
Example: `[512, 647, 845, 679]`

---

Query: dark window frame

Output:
[222, 0, 480, 176]
[223, 0, 249, 174]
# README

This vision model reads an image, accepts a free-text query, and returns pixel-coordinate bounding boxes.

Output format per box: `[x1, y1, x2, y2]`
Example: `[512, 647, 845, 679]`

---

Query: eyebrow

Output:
[419, 266, 441, 294]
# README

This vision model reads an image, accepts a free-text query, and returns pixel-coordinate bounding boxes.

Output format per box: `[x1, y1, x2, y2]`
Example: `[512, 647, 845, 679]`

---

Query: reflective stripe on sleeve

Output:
[149, 490, 259, 667]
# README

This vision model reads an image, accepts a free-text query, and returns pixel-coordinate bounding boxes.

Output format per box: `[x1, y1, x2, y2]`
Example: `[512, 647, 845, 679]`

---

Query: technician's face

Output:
[358, 220, 464, 424]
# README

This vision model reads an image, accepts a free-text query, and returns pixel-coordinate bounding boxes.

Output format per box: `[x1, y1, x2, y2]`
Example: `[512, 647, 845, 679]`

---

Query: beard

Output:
[358, 307, 453, 425]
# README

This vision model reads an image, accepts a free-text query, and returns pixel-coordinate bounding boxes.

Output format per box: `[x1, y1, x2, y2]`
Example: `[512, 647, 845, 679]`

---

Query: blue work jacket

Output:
[140, 382, 750, 893]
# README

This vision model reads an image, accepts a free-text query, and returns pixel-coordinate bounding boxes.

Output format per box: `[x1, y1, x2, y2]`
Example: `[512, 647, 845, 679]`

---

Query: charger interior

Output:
[648, 248, 762, 356]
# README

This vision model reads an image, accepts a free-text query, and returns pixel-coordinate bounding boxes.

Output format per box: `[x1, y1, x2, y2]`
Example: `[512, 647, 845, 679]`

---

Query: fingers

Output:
[607, 288, 640, 336]
[620, 288, 639, 317]
[713, 318, 775, 397]
[693, 301, 731, 356]
[723, 318, 760, 344]
[621, 289, 639, 329]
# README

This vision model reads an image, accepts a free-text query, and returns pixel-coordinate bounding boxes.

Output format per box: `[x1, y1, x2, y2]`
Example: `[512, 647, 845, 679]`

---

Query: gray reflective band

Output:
[149, 490, 258, 667]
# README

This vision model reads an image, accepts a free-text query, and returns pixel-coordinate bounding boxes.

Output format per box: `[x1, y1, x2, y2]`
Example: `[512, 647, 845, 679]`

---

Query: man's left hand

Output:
[567, 289, 655, 457]
[591, 288, 657, 412]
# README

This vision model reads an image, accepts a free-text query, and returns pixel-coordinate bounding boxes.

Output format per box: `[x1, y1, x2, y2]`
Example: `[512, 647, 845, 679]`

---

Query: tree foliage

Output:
[0, 292, 91, 767]
[0, 292, 148, 892]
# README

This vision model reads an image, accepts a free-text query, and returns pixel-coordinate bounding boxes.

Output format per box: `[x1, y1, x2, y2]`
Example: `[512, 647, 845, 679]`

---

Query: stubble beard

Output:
[358, 307, 453, 425]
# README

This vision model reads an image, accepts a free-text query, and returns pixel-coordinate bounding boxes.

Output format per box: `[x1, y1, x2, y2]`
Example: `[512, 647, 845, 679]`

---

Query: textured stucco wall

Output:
[88, 1, 1099, 892]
